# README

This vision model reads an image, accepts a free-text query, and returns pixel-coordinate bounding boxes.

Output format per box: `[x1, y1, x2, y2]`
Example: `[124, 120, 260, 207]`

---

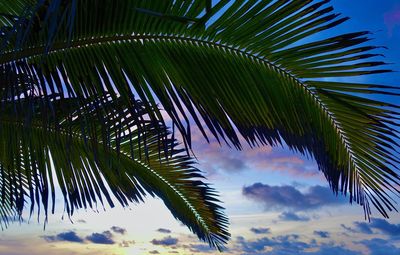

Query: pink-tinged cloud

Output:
[250, 155, 319, 178]
[384, 6, 400, 37]
[161, 111, 320, 179]
[191, 129, 320, 179]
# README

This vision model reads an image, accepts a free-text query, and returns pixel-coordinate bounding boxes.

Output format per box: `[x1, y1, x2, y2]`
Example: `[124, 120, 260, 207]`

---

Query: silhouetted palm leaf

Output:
[0, 93, 229, 248]
[0, 0, 400, 249]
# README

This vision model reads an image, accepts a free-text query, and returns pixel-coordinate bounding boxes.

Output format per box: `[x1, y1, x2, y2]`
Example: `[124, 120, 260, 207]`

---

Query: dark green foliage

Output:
[0, 0, 399, 250]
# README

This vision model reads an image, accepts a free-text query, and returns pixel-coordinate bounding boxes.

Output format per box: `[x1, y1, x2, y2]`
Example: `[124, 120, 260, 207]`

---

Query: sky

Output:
[1, 1, 400, 255]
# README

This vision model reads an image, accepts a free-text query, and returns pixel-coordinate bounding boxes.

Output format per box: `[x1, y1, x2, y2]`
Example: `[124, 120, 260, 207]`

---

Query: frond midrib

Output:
[0, 31, 360, 202]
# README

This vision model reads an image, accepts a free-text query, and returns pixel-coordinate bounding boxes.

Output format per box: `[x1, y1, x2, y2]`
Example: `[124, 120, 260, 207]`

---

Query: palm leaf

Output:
[0, 0, 399, 244]
[0, 94, 229, 249]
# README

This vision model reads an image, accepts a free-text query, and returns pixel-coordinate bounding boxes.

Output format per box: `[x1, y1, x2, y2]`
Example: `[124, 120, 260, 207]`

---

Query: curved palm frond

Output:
[0, 0, 399, 246]
[0, 92, 229, 249]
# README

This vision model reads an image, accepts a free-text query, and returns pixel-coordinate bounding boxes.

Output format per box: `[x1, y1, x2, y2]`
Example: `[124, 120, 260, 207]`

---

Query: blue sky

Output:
[1, 1, 400, 255]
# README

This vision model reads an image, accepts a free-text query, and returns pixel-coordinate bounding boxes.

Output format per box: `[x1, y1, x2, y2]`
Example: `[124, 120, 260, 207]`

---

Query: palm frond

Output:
[0, 94, 229, 249]
[0, 0, 399, 241]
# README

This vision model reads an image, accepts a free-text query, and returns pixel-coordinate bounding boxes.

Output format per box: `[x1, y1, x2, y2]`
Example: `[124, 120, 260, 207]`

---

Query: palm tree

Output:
[0, 0, 399, 250]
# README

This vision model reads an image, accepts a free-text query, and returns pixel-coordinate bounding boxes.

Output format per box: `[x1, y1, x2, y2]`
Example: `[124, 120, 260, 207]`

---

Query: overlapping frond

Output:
[0, 0, 399, 248]
[0, 94, 229, 249]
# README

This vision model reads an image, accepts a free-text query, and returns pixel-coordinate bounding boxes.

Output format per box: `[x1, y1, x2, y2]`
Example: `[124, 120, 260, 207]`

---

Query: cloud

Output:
[192, 132, 319, 179]
[119, 240, 135, 247]
[191, 140, 249, 175]
[313, 231, 330, 238]
[251, 155, 318, 178]
[236, 236, 273, 253]
[110, 226, 127, 235]
[369, 218, 400, 236]
[358, 238, 400, 255]
[151, 236, 178, 246]
[156, 228, 172, 234]
[353, 222, 373, 235]
[341, 224, 358, 234]
[235, 235, 360, 255]
[350, 218, 400, 236]
[242, 183, 346, 211]
[312, 244, 361, 255]
[218, 156, 247, 172]
[188, 244, 215, 253]
[278, 211, 310, 222]
[236, 235, 312, 254]
[86, 231, 115, 245]
[43, 231, 84, 243]
[250, 227, 270, 234]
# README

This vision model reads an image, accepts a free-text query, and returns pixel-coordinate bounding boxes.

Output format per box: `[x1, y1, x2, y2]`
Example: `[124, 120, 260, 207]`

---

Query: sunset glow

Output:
[1, 1, 400, 255]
